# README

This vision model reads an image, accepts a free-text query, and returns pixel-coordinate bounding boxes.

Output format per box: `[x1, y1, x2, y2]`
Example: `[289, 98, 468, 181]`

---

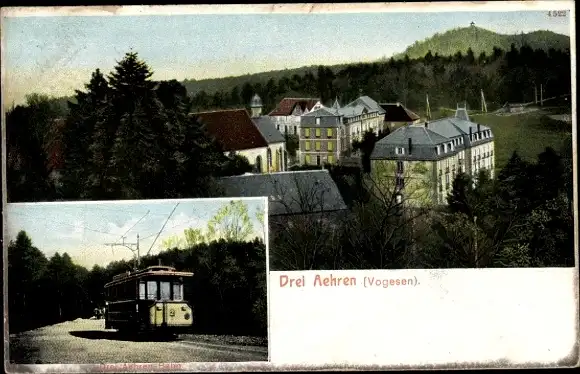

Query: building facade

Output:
[268, 98, 324, 135]
[298, 107, 344, 166]
[194, 107, 285, 174]
[369, 107, 495, 206]
[335, 96, 385, 145]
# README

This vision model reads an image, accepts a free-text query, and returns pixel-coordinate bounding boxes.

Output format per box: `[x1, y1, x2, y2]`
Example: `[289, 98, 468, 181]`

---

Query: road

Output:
[9, 318, 268, 364]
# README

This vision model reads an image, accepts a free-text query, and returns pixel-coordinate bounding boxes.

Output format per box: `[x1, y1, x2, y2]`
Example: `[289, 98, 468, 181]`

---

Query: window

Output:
[293, 126, 297, 135]
[305, 154, 311, 164]
[267, 148, 272, 167]
[305, 128, 310, 137]
[328, 142, 333, 151]
[459, 166, 463, 174]
[173, 283, 183, 301]
[316, 155, 321, 166]
[445, 174, 450, 184]
[491, 150, 494, 156]
[327, 128, 333, 137]
[395, 147, 405, 155]
[160, 281, 171, 301]
[315, 141, 321, 151]
[315, 128, 321, 137]
[397, 161, 404, 174]
[315, 117, 321, 125]
[436, 146, 440, 155]
[139, 282, 146, 299]
[147, 281, 157, 300]
[305, 141, 311, 151]
[276, 124, 280, 131]
[328, 155, 334, 164]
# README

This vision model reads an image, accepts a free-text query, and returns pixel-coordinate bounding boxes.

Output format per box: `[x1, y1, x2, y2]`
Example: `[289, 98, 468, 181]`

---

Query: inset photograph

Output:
[6, 198, 268, 364]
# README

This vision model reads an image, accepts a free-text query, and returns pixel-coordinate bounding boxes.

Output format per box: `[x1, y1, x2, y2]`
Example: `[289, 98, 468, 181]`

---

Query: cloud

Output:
[60, 219, 85, 240]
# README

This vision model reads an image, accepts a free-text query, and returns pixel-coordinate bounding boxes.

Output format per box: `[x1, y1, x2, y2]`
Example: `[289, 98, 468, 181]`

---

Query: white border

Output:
[2, 1, 577, 371]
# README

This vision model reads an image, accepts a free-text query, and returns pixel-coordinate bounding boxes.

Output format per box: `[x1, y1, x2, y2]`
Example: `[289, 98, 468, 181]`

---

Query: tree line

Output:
[189, 44, 571, 115]
[8, 231, 267, 336]
[271, 134, 574, 270]
[6, 52, 252, 203]
[5, 44, 571, 203]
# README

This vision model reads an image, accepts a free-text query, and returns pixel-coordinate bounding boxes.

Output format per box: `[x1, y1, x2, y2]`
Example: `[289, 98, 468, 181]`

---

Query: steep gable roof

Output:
[269, 98, 321, 116]
[218, 170, 348, 216]
[252, 116, 285, 144]
[193, 109, 268, 151]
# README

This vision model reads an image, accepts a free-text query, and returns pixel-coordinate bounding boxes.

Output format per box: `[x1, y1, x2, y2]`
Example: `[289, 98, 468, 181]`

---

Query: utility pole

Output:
[540, 84, 543, 106]
[534, 85, 538, 104]
[480, 89, 487, 113]
[105, 234, 141, 271]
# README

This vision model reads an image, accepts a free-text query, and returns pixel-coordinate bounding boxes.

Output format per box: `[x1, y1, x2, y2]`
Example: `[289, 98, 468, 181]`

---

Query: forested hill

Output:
[181, 63, 348, 97]
[393, 26, 570, 60]
[181, 26, 569, 96]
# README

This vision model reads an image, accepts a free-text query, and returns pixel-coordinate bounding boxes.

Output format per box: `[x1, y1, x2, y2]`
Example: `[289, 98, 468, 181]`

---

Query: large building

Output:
[334, 96, 385, 144]
[194, 105, 286, 174]
[268, 98, 324, 135]
[369, 106, 495, 206]
[298, 107, 344, 166]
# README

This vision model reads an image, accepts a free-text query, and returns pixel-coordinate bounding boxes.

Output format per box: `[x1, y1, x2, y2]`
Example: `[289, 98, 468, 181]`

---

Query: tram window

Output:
[147, 281, 158, 300]
[139, 282, 146, 299]
[160, 281, 171, 301]
[173, 283, 183, 301]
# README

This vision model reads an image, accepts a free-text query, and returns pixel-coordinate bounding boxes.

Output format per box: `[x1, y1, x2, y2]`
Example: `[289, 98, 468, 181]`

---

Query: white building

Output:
[268, 98, 324, 136]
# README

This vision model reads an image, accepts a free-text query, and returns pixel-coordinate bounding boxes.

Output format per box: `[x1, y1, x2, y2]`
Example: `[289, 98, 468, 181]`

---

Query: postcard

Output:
[2, 1, 578, 372]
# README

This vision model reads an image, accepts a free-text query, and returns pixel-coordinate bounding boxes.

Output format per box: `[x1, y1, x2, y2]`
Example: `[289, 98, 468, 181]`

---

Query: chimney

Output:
[477, 123, 481, 133]
[469, 127, 473, 141]
[408, 137, 413, 155]
[425, 121, 428, 128]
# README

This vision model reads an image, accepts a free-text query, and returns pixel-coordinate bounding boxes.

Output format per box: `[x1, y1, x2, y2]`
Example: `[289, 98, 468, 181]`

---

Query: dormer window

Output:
[395, 147, 405, 155]
[315, 117, 321, 125]
[436, 145, 441, 155]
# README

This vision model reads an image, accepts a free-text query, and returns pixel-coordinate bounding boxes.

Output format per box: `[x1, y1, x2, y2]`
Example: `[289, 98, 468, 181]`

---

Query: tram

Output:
[104, 266, 194, 335]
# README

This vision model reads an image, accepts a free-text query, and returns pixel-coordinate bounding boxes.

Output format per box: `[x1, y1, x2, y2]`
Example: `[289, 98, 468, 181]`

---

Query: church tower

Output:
[250, 94, 263, 118]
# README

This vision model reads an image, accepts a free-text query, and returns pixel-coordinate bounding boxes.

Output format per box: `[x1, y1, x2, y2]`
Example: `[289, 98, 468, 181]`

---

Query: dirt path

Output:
[9, 319, 267, 364]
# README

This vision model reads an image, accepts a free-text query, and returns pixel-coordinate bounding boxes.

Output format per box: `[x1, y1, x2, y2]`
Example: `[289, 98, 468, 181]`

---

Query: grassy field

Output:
[415, 107, 572, 172]
[471, 110, 571, 171]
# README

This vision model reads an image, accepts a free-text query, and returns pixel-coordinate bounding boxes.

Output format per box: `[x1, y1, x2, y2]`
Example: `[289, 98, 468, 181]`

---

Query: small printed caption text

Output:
[278, 274, 419, 289]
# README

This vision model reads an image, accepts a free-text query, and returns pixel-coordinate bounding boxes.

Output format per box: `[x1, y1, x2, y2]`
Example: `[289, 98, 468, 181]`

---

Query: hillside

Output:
[393, 26, 570, 60]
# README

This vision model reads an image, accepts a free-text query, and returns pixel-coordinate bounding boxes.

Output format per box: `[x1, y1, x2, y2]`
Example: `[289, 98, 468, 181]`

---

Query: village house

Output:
[298, 107, 344, 166]
[193, 98, 286, 174]
[268, 97, 324, 135]
[369, 105, 495, 206]
[379, 102, 421, 130]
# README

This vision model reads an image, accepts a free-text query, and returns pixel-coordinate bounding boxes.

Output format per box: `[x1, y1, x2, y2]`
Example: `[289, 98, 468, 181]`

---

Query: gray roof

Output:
[455, 107, 470, 121]
[344, 96, 385, 115]
[303, 107, 339, 117]
[252, 117, 285, 144]
[301, 107, 342, 127]
[371, 114, 494, 161]
[218, 170, 348, 216]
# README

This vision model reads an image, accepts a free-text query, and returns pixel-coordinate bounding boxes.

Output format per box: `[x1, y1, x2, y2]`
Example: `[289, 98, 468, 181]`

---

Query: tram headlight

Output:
[181, 306, 187, 311]
[184, 313, 190, 320]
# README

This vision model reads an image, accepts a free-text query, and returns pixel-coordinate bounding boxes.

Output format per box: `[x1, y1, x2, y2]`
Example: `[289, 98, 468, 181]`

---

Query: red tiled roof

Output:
[46, 117, 66, 171]
[193, 109, 269, 151]
[379, 103, 420, 122]
[268, 98, 321, 116]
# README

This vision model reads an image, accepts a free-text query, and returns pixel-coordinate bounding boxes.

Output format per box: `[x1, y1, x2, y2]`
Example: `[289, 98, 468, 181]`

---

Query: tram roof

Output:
[104, 265, 194, 288]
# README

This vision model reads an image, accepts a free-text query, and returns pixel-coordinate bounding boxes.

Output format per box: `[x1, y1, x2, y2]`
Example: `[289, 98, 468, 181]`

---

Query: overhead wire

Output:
[147, 203, 180, 256]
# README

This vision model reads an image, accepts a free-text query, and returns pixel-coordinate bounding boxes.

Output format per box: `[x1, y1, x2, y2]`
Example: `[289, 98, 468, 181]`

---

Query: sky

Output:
[5, 198, 267, 269]
[0, 8, 572, 107]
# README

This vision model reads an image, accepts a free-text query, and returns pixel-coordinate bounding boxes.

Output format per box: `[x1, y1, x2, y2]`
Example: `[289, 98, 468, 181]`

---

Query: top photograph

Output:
[2, 5, 575, 270]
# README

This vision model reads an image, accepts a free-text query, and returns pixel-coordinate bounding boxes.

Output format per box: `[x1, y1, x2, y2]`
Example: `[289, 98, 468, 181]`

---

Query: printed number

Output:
[548, 10, 567, 17]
